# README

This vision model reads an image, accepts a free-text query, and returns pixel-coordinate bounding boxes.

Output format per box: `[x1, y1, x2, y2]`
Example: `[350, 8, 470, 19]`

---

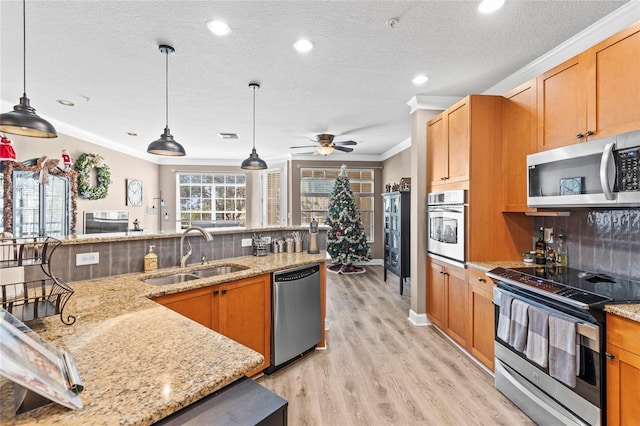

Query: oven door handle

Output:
[428, 207, 464, 214]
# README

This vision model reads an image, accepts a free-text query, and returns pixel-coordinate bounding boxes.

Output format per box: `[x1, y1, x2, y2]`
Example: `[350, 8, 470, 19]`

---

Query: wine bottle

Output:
[535, 227, 546, 265]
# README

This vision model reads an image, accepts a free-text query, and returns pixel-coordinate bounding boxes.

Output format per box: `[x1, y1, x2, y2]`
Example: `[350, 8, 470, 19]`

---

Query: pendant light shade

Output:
[0, 0, 57, 138]
[241, 83, 267, 170]
[147, 45, 185, 156]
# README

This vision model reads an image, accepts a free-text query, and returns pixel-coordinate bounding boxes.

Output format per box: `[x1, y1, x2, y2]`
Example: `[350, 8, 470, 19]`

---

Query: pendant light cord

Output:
[22, 0, 26, 95]
[252, 85, 256, 150]
[165, 48, 169, 128]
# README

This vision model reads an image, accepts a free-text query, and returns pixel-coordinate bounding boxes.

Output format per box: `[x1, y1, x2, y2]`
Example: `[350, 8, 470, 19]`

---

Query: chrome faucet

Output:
[179, 226, 213, 267]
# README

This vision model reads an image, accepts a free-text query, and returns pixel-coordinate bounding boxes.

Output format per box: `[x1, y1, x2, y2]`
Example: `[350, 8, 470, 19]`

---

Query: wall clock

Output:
[126, 179, 143, 206]
[559, 177, 583, 195]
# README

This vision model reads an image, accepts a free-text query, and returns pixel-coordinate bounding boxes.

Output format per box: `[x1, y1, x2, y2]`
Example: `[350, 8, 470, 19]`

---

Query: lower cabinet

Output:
[467, 268, 495, 371]
[426, 258, 468, 347]
[155, 273, 271, 376]
[606, 313, 640, 426]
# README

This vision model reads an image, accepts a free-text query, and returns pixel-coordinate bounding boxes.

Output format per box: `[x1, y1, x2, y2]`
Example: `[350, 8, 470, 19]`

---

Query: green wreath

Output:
[75, 153, 111, 200]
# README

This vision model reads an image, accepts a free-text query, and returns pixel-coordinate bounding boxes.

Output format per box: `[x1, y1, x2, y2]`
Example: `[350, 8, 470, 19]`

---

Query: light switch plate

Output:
[241, 238, 252, 247]
[76, 252, 99, 266]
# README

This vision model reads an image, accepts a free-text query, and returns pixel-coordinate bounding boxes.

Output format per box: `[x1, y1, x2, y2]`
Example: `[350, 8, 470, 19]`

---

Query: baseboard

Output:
[408, 309, 430, 326]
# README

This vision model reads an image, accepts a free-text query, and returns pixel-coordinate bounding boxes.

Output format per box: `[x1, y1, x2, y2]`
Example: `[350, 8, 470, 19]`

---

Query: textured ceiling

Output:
[0, 0, 634, 164]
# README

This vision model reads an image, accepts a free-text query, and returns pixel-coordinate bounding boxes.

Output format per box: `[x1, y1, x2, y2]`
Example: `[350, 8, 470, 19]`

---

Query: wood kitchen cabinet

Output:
[155, 273, 271, 376]
[606, 313, 640, 426]
[502, 79, 537, 213]
[537, 21, 640, 152]
[467, 268, 495, 371]
[426, 258, 468, 347]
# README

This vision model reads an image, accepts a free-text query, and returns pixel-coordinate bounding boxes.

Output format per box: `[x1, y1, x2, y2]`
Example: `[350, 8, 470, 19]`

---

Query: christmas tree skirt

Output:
[327, 263, 366, 274]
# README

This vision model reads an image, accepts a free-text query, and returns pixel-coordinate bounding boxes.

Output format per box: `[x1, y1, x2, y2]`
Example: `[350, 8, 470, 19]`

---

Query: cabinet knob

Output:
[605, 352, 615, 361]
[576, 133, 584, 139]
[213, 290, 219, 296]
[478, 278, 486, 283]
[222, 289, 227, 295]
[586, 130, 594, 137]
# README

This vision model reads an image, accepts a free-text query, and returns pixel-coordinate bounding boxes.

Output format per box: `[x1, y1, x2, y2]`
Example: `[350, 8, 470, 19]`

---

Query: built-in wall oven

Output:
[487, 266, 640, 426]
[426, 190, 466, 265]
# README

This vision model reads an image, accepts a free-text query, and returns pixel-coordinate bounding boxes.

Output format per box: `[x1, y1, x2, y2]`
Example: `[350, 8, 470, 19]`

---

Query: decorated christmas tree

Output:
[325, 165, 370, 274]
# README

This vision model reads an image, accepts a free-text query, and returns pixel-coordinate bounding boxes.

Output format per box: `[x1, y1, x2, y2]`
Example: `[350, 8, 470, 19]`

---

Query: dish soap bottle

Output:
[144, 245, 158, 272]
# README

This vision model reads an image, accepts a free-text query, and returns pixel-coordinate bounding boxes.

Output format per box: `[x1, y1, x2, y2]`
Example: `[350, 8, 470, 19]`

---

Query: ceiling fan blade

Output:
[334, 146, 354, 153]
[290, 145, 318, 149]
[334, 140, 357, 146]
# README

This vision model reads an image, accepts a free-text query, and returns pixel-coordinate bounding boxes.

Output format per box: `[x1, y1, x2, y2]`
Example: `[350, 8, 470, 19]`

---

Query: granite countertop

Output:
[0, 252, 327, 425]
[467, 260, 640, 324]
[58, 225, 329, 245]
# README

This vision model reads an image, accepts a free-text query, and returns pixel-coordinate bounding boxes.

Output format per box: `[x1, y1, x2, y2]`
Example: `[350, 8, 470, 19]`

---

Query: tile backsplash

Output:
[533, 209, 640, 280]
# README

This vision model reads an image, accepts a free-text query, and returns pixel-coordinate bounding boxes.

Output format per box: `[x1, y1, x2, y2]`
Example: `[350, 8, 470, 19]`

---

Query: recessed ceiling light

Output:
[478, 0, 505, 13]
[207, 20, 231, 36]
[57, 99, 74, 106]
[127, 132, 138, 136]
[412, 75, 429, 85]
[293, 39, 314, 53]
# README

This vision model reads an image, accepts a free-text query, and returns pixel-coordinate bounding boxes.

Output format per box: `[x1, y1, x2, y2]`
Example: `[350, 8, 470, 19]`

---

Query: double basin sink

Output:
[143, 265, 249, 286]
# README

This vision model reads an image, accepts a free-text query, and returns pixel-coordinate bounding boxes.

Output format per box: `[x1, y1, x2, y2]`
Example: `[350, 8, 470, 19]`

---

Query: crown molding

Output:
[380, 137, 411, 161]
[406, 95, 462, 114]
[484, 2, 640, 95]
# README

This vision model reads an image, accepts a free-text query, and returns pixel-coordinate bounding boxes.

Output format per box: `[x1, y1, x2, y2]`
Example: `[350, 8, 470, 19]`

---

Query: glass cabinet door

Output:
[8, 165, 72, 237]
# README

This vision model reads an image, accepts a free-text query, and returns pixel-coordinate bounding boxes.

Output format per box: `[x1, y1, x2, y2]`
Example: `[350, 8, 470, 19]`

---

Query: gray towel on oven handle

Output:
[508, 299, 529, 352]
[496, 293, 513, 343]
[525, 304, 550, 368]
[549, 314, 579, 388]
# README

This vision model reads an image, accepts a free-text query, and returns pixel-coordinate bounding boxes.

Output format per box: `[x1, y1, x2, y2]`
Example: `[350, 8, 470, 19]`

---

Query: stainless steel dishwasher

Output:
[266, 263, 322, 374]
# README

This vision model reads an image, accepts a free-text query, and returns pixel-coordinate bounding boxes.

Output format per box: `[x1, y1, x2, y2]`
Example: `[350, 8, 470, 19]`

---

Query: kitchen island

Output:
[0, 252, 327, 425]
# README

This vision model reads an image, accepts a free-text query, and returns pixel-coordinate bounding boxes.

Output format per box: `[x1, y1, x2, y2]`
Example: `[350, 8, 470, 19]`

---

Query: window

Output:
[262, 167, 287, 226]
[177, 173, 246, 229]
[300, 167, 374, 240]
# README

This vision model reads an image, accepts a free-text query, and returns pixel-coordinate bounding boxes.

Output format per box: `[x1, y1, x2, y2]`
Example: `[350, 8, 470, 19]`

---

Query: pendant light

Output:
[147, 45, 186, 156]
[0, 0, 57, 138]
[241, 83, 267, 170]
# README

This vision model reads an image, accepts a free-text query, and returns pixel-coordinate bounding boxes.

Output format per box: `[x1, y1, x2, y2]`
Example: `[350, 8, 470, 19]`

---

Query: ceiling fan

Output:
[290, 133, 357, 156]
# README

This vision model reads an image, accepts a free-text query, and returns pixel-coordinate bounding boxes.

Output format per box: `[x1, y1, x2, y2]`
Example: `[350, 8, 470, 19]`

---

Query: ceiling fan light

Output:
[317, 145, 335, 156]
[147, 126, 186, 156]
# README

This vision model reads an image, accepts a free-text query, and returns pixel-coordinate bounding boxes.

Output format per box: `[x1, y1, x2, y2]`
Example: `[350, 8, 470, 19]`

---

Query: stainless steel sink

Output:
[191, 265, 249, 278]
[143, 265, 249, 285]
[143, 273, 201, 286]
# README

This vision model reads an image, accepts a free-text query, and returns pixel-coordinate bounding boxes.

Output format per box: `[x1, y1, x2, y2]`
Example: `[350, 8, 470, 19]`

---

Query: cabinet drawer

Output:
[607, 314, 640, 356]
[467, 267, 493, 293]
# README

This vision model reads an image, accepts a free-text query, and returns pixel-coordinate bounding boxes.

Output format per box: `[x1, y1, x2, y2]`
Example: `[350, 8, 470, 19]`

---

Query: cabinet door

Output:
[606, 343, 640, 426]
[467, 268, 495, 370]
[446, 101, 470, 184]
[218, 274, 271, 374]
[502, 80, 537, 212]
[427, 115, 447, 188]
[537, 55, 587, 151]
[586, 22, 640, 139]
[426, 258, 445, 329]
[155, 287, 214, 329]
[444, 264, 468, 347]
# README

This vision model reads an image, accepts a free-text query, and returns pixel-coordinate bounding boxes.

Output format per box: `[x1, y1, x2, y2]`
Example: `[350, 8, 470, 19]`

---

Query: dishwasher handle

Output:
[274, 264, 320, 282]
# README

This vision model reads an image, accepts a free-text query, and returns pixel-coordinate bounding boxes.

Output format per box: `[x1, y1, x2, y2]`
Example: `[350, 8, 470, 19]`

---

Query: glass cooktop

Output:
[487, 266, 640, 308]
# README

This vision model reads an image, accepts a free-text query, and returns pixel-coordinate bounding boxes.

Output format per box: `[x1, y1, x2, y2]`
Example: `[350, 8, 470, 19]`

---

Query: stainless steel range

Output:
[487, 266, 640, 426]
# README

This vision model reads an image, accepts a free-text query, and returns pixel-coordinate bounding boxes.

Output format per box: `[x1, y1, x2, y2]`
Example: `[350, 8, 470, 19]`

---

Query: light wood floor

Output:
[257, 265, 534, 425]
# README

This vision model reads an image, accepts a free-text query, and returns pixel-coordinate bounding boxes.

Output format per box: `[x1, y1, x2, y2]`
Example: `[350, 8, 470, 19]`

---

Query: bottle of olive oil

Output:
[535, 227, 547, 265]
[556, 232, 568, 267]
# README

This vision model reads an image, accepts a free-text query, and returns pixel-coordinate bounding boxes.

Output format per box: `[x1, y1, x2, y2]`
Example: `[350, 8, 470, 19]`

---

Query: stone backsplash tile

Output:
[535, 208, 639, 280]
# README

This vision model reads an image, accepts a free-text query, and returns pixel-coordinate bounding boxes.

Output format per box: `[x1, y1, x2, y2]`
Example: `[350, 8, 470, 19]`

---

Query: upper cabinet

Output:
[502, 79, 537, 212]
[427, 95, 500, 190]
[537, 21, 640, 152]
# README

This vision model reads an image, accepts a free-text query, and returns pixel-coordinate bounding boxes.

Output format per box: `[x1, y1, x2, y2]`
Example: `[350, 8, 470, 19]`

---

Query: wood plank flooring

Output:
[257, 265, 534, 425]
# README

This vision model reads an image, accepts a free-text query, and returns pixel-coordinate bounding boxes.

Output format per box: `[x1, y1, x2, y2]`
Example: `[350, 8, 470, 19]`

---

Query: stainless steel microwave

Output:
[527, 130, 640, 207]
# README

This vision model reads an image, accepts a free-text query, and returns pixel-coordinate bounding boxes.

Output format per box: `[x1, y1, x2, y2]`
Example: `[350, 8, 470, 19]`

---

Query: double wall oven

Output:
[426, 190, 466, 266]
[487, 266, 640, 426]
